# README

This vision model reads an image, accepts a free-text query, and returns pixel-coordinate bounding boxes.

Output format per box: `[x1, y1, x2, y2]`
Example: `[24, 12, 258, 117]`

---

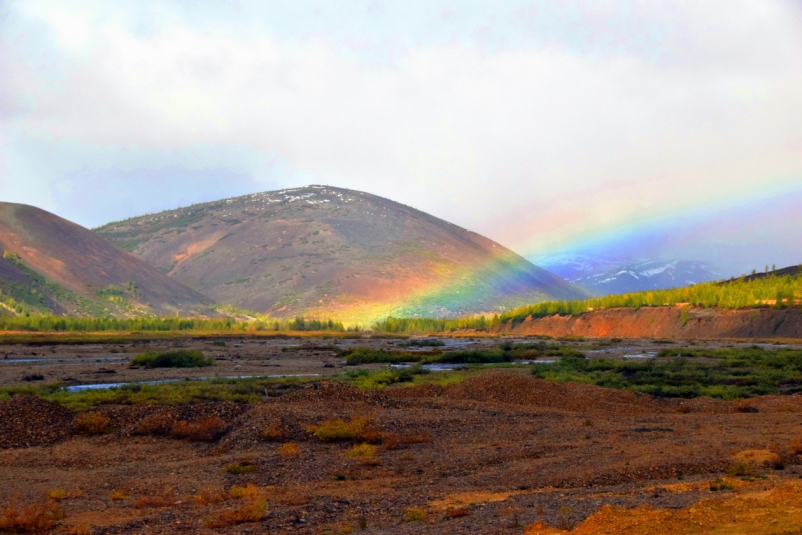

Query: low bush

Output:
[202, 500, 267, 529]
[406, 508, 426, 522]
[68, 524, 93, 535]
[130, 350, 213, 368]
[133, 496, 172, 508]
[260, 423, 290, 442]
[346, 443, 377, 459]
[0, 497, 61, 533]
[193, 487, 226, 506]
[728, 458, 756, 477]
[228, 484, 260, 500]
[46, 488, 68, 501]
[74, 412, 110, 435]
[170, 417, 227, 442]
[384, 432, 430, 450]
[133, 413, 173, 436]
[225, 461, 256, 475]
[278, 443, 300, 457]
[109, 489, 129, 501]
[308, 417, 370, 441]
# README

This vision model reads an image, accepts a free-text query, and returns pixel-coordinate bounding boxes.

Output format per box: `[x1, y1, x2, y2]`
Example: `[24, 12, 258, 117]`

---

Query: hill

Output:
[95, 186, 585, 322]
[0, 202, 213, 317]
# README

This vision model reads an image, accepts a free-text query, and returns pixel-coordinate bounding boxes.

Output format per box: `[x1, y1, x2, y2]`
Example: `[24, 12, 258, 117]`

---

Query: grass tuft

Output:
[130, 350, 213, 368]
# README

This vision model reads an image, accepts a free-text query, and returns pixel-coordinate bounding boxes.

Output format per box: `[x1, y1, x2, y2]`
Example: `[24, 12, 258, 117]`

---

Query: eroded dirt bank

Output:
[4, 372, 802, 534]
[503, 306, 802, 339]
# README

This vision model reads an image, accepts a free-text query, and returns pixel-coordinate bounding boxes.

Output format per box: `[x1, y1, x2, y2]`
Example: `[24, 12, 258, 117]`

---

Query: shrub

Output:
[406, 508, 426, 522]
[130, 350, 213, 368]
[384, 432, 431, 450]
[68, 524, 93, 535]
[203, 500, 267, 528]
[346, 443, 377, 460]
[228, 484, 260, 500]
[109, 489, 129, 501]
[0, 497, 61, 533]
[133, 496, 171, 508]
[308, 417, 370, 442]
[789, 438, 802, 455]
[728, 458, 756, 477]
[46, 488, 68, 501]
[278, 443, 300, 457]
[170, 417, 226, 442]
[133, 414, 173, 436]
[74, 412, 110, 435]
[260, 424, 290, 442]
[357, 425, 387, 445]
[225, 461, 256, 475]
[193, 487, 226, 506]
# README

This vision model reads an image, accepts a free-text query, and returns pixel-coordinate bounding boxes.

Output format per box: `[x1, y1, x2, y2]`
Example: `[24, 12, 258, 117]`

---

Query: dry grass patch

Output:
[228, 484, 261, 500]
[193, 487, 226, 506]
[308, 417, 371, 441]
[346, 443, 379, 465]
[73, 412, 110, 435]
[260, 423, 290, 442]
[384, 432, 430, 450]
[0, 497, 61, 533]
[68, 525, 93, 535]
[202, 500, 267, 529]
[132, 413, 173, 436]
[278, 443, 300, 457]
[406, 507, 426, 522]
[109, 489, 130, 501]
[225, 460, 256, 475]
[46, 488, 68, 501]
[170, 417, 226, 442]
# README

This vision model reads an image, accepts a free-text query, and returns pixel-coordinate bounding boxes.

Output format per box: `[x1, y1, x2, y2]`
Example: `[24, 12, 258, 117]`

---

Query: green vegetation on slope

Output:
[374, 268, 802, 332]
[532, 346, 802, 399]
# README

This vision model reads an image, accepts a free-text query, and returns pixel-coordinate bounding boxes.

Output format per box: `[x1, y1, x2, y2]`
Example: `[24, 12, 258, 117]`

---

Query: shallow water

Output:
[64, 373, 321, 392]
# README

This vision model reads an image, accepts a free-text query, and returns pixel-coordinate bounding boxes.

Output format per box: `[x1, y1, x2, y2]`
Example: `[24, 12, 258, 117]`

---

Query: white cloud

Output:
[1, 0, 801, 273]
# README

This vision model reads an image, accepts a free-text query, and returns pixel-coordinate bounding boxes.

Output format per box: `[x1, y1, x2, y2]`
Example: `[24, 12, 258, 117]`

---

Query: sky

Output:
[1, 0, 801, 277]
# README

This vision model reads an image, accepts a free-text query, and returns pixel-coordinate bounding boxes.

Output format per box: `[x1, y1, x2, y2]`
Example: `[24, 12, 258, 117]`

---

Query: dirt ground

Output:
[3, 338, 802, 534]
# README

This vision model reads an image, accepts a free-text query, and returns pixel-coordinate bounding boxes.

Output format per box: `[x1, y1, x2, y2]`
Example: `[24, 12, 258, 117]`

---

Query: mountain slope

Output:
[0, 202, 213, 316]
[95, 186, 585, 322]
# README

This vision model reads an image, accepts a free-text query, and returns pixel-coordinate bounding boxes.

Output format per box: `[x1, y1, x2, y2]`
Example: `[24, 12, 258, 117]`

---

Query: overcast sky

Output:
[1, 0, 801, 275]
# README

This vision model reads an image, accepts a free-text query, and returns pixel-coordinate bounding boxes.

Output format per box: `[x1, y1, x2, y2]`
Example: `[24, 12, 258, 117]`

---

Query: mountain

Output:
[536, 253, 637, 282]
[0, 202, 213, 316]
[566, 259, 720, 295]
[95, 185, 586, 322]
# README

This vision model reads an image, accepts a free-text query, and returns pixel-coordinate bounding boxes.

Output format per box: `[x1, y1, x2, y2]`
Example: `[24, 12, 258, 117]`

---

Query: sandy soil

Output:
[4, 356, 802, 534]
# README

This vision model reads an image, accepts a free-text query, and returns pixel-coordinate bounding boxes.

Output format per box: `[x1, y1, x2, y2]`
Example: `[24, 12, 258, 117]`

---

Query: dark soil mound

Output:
[0, 394, 74, 448]
[278, 381, 392, 406]
[390, 372, 670, 415]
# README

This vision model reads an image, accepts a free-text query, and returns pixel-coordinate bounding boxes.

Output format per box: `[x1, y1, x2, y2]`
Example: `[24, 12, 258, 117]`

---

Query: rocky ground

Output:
[4, 359, 802, 534]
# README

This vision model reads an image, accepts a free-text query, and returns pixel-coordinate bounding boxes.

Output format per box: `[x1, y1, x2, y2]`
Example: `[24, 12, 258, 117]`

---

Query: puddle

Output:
[65, 374, 321, 392]
[390, 360, 554, 372]
[0, 357, 129, 365]
[623, 352, 657, 359]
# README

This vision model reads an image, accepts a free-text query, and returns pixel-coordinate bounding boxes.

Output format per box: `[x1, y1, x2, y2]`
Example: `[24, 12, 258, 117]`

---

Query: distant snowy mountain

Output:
[535, 254, 721, 295]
